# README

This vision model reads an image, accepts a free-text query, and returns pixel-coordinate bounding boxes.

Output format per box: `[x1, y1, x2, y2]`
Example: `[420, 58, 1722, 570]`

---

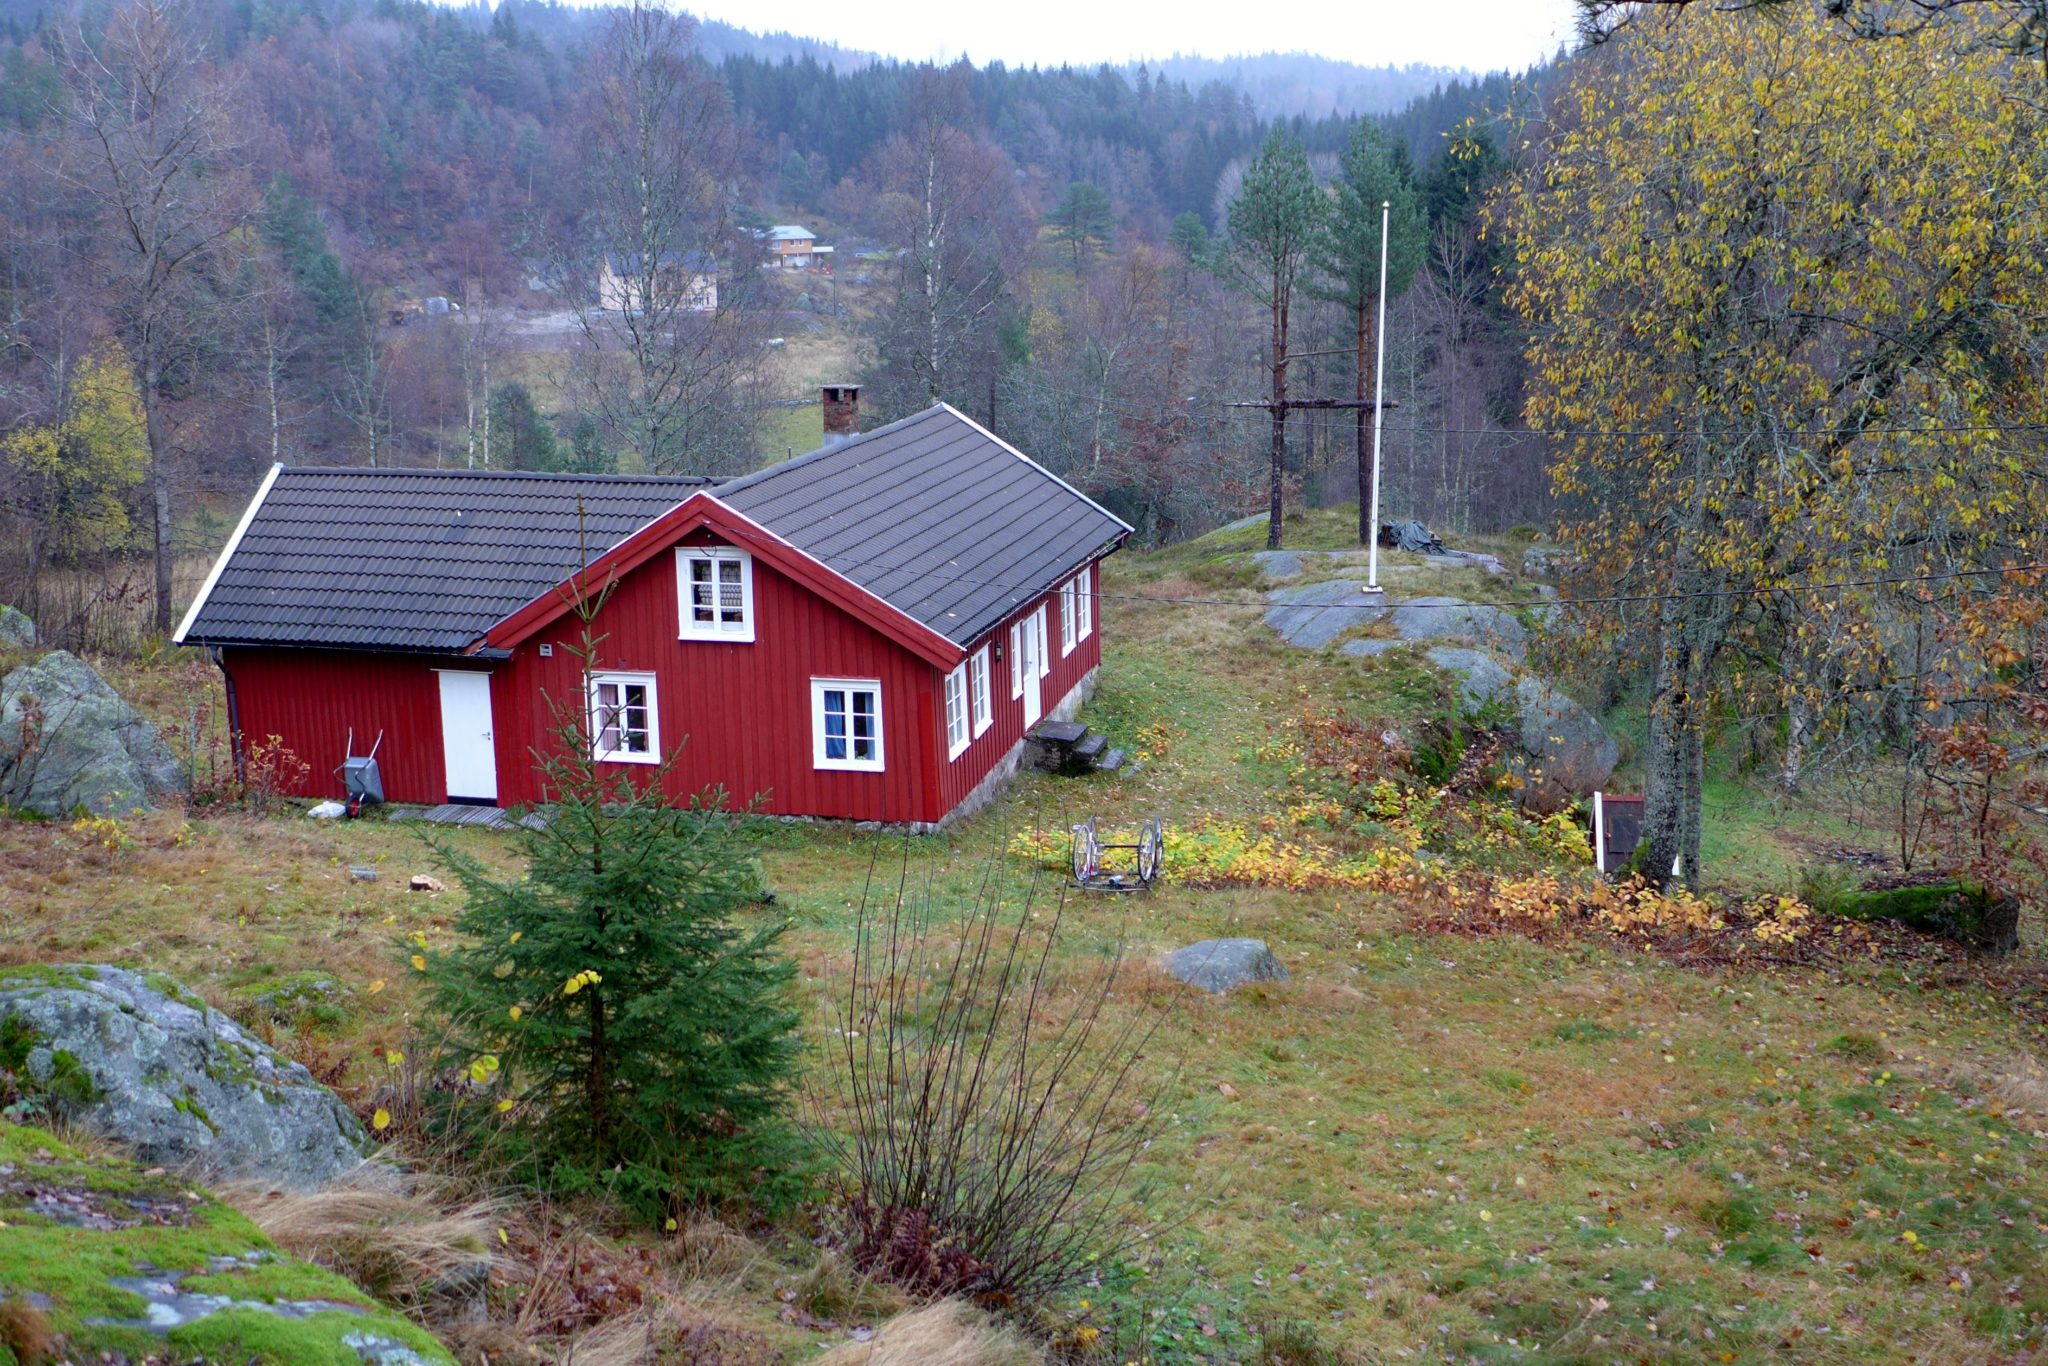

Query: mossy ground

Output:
[0, 1121, 452, 1363]
[1, 513, 2043, 1362]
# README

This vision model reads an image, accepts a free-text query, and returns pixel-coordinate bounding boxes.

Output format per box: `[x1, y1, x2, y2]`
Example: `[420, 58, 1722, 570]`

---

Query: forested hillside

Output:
[1137, 52, 1466, 119]
[0, 0, 1535, 646]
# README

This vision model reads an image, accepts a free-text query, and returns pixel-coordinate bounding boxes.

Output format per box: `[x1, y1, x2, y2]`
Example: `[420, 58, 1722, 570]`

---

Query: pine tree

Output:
[259, 174, 354, 328]
[487, 381, 561, 471]
[564, 416, 617, 474]
[1050, 181, 1114, 266]
[1314, 122, 1424, 546]
[420, 621, 807, 1218]
[1222, 130, 1325, 549]
[1167, 210, 1209, 267]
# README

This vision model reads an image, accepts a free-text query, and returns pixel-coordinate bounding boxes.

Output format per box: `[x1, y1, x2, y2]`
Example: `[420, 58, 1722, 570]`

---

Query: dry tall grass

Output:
[814, 1301, 1043, 1366]
[219, 1167, 506, 1313]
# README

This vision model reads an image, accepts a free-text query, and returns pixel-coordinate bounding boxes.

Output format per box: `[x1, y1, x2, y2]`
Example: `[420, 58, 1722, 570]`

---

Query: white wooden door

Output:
[437, 670, 498, 803]
[1018, 617, 1043, 727]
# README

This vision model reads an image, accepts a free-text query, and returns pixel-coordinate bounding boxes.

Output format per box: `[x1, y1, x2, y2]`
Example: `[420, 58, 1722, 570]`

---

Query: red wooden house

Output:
[175, 404, 1131, 828]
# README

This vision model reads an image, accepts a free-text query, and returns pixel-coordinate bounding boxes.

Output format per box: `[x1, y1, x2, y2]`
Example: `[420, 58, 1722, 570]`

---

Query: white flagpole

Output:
[1364, 199, 1391, 597]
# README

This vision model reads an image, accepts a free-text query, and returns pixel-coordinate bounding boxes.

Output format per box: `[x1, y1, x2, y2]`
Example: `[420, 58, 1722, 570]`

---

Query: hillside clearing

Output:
[2, 529, 2043, 1363]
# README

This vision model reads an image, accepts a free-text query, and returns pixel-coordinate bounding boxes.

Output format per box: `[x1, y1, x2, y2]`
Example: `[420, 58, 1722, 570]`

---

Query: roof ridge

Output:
[273, 466, 715, 483]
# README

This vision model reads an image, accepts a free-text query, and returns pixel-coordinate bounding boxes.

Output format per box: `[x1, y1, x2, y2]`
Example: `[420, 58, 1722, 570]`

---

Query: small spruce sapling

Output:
[419, 583, 807, 1219]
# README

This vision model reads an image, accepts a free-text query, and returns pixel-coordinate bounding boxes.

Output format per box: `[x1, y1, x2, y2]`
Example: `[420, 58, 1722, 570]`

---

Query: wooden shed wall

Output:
[221, 647, 452, 804]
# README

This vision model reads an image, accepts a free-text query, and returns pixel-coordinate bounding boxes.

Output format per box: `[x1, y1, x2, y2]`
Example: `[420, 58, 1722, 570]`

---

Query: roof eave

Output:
[951, 527, 1131, 650]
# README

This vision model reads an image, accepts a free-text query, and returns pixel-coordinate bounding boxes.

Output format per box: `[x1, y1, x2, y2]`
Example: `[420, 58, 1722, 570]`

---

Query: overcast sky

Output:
[681, 0, 1583, 75]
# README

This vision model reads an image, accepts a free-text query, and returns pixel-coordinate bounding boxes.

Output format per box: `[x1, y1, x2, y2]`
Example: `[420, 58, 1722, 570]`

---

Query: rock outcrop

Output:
[1424, 647, 1516, 716]
[0, 965, 370, 1189]
[1385, 597, 1528, 661]
[1263, 579, 1391, 650]
[0, 649, 184, 815]
[1163, 939, 1290, 994]
[1261, 583, 1614, 808]
[1512, 675, 1620, 811]
[0, 603, 32, 649]
[0, 1118, 451, 1362]
[1420, 646, 1618, 809]
[1264, 584, 1531, 662]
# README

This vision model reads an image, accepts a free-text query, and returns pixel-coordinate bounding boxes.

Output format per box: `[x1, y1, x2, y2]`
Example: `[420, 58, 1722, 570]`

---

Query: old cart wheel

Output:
[1071, 819, 1100, 883]
[1137, 818, 1163, 883]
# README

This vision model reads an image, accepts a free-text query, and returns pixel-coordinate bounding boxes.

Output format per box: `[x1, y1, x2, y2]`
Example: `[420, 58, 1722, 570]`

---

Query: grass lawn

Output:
[3, 519, 2044, 1363]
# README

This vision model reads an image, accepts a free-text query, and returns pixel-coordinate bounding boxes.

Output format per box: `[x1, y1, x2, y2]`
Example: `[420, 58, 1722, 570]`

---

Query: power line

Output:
[983, 378, 2048, 442]
[706, 518, 2048, 622]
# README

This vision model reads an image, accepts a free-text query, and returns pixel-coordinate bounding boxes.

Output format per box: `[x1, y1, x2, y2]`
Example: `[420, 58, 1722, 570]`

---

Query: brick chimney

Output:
[822, 384, 861, 437]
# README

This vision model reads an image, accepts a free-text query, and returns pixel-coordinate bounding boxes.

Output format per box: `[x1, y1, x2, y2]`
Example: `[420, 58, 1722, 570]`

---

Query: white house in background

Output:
[765, 224, 832, 271]
[597, 251, 718, 314]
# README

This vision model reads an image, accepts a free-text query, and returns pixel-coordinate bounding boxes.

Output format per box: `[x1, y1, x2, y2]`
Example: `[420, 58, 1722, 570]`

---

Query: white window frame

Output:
[1009, 622, 1023, 698]
[1060, 578, 1078, 656]
[811, 677, 885, 772]
[675, 547, 755, 642]
[943, 664, 970, 760]
[968, 646, 993, 738]
[1077, 564, 1094, 639]
[1033, 605, 1051, 679]
[588, 670, 660, 765]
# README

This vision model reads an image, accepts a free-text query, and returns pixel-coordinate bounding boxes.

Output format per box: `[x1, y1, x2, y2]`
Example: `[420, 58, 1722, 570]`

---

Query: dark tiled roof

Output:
[180, 468, 706, 652]
[717, 405, 1130, 646]
[180, 406, 1129, 653]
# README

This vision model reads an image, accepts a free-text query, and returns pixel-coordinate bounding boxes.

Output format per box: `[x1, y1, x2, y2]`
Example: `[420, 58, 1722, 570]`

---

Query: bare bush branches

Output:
[822, 848, 1177, 1312]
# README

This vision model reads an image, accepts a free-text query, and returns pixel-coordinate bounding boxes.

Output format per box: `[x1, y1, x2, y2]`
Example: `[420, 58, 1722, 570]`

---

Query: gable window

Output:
[1060, 578, 1079, 656]
[676, 547, 754, 641]
[813, 678, 884, 771]
[1077, 565, 1094, 639]
[589, 671, 659, 764]
[968, 646, 993, 737]
[943, 664, 970, 760]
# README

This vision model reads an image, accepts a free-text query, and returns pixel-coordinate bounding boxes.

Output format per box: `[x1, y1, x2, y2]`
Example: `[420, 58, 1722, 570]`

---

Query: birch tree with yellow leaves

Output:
[1498, 12, 2048, 888]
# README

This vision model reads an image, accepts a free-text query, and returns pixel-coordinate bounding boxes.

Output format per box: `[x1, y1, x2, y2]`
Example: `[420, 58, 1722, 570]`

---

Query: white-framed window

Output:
[968, 646, 992, 737]
[812, 678, 884, 772]
[1077, 564, 1094, 639]
[1033, 605, 1050, 679]
[1060, 578, 1078, 656]
[943, 664, 970, 760]
[676, 547, 754, 641]
[1009, 622, 1023, 698]
[588, 671, 659, 764]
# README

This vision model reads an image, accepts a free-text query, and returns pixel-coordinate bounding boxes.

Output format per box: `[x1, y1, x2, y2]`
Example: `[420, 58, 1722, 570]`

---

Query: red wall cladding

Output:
[932, 577, 1101, 815]
[222, 647, 450, 803]
[218, 533, 1105, 825]
[494, 529, 941, 821]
